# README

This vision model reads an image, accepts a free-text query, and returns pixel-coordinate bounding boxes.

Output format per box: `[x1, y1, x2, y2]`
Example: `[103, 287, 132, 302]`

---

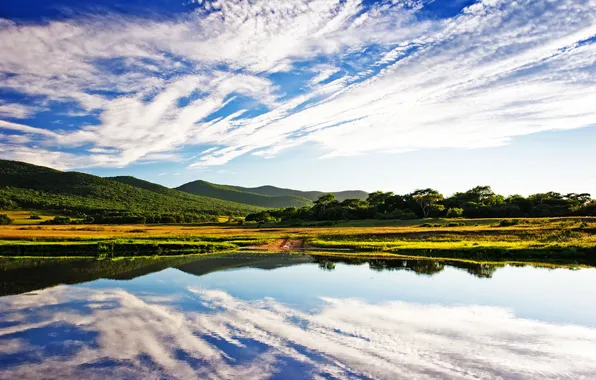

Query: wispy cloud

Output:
[0, 0, 594, 169]
[1, 286, 595, 379]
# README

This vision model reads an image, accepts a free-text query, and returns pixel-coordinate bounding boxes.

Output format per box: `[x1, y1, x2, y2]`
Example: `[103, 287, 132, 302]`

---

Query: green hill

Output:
[0, 160, 261, 223]
[176, 180, 368, 208]
[230, 185, 368, 202]
[108, 176, 200, 199]
[175, 180, 314, 208]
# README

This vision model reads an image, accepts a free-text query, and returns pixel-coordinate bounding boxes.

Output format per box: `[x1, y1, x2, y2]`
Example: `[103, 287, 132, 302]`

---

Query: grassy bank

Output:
[0, 239, 237, 257]
[0, 217, 594, 264]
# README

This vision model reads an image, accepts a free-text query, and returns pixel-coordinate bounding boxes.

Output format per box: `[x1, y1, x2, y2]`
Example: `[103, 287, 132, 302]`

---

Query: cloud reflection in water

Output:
[1, 285, 595, 379]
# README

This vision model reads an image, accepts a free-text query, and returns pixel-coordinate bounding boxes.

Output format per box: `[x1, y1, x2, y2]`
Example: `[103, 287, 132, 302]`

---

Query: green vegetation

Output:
[246, 186, 596, 223]
[0, 159, 261, 223]
[0, 239, 236, 257]
[176, 180, 368, 208]
[0, 213, 13, 225]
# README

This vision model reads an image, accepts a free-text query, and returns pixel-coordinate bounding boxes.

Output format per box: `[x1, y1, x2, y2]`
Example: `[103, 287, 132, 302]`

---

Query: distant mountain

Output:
[175, 180, 313, 208]
[0, 160, 261, 218]
[175, 180, 368, 208]
[232, 185, 368, 202]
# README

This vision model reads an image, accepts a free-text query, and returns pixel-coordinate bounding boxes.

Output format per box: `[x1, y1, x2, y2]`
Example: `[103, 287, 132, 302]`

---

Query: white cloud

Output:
[1, 286, 596, 379]
[0, 101, 37, 119]
[0, 0, 594, 169]
[0, 120, 59, 138]
[309, 64, 341, 85]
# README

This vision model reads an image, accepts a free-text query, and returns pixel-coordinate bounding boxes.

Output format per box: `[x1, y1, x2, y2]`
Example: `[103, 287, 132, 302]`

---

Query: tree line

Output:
[246, 186, 596, 223]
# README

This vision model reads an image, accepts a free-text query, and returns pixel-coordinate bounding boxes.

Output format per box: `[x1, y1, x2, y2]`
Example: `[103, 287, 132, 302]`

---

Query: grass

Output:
[0, 217, 594, 264]
[0, 239, 237, 257]
[3, 210, 67, 225]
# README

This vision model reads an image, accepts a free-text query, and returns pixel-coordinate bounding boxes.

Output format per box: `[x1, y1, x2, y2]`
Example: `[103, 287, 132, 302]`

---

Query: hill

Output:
[175, 180, 314, 208]
[0, 160, 261, 223]
[176, 180, 368, 208]
[232, 185, 368, 202]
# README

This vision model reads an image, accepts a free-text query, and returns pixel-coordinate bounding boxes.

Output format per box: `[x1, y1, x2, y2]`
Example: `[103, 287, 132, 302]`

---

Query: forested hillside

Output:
[224, 184, 368, 202]
[176, 180, 368, 208]
[0, 160, 261, 223]
[175, 180, 314, 208]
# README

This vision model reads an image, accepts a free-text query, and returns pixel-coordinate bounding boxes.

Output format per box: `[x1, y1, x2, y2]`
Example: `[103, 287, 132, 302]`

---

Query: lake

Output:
[1, 253, 595, 379]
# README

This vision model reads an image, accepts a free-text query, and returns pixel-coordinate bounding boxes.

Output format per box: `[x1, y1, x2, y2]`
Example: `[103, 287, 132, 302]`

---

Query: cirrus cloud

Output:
[0, 0, 594, 169]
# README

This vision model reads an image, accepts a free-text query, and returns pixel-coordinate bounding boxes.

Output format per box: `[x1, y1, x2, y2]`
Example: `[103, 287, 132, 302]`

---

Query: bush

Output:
[41, 216, 72, 225]
[379, 210, 419, 220]
[446, 208, 464, 218]
[419, 223, 441, 228]
[0, 213, 13, 225]
[29, 213, 42, 220]
[497, 219, 519, 227]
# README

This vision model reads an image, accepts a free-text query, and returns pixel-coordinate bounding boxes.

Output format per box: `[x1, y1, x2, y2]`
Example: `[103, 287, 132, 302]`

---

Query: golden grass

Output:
[2, 210, 60, 225]
[0, 217, 594, 263]
[0, 217, 594, 241]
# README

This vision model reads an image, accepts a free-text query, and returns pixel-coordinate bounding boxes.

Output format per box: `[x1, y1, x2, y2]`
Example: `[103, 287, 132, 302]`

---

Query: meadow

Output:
[0, 215, 595, 265]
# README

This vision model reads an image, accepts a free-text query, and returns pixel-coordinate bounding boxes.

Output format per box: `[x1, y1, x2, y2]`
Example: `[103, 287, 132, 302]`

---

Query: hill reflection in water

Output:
[0, 253, 539, 297]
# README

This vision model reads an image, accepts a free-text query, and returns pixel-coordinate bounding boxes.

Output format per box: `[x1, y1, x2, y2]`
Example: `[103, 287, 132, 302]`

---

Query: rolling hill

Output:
[175, 180, 314, 208]
[232, 185, 368, 202]
[176, 180, 368, 208]
[0, 160, 261, 221]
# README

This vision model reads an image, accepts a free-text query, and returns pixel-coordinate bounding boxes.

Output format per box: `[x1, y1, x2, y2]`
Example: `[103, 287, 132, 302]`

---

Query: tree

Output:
[446, 207, 464, 218]
[582, 200, 596, 216]
[411, 189, 444, 218]
[315, 193, 336, 207]
[313, 193, 338, 218]
[341, 198, 368, 210]
[366, 191, 393, 208]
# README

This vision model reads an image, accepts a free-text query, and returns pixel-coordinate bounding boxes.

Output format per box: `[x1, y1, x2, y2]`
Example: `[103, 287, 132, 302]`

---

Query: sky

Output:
[0, 0, 595, 196]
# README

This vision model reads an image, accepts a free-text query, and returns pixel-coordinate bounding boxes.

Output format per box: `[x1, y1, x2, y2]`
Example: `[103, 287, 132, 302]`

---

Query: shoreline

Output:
[0, 217, 594, 265]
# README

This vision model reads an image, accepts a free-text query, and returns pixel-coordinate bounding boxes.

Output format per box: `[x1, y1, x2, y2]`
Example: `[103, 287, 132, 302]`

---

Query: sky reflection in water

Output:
[1, 255, 596, 379]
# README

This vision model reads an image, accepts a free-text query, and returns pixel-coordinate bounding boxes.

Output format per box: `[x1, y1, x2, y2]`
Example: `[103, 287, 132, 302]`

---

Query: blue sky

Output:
[0, 0, 595, 195]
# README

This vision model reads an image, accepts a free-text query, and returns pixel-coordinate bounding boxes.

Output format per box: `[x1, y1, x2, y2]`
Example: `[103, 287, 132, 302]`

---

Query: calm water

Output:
[1, 254, 595, 379]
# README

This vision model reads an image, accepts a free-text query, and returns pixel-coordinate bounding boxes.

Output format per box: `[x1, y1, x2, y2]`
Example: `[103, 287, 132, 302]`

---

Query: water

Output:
[1, 254, 595, 379]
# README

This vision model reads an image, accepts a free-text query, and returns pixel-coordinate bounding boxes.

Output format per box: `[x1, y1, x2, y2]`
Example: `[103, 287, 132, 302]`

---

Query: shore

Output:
[0, 217, 595, 264]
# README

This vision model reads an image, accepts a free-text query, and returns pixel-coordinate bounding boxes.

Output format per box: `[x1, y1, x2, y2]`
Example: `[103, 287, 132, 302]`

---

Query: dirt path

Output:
[245, 239, 311, 251]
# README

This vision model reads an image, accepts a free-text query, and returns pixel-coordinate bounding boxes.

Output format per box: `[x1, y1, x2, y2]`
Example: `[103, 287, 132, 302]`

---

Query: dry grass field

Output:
[0, 217, 595, 263]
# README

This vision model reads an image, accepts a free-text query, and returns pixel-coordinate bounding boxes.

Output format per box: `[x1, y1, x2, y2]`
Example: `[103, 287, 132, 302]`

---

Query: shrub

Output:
[0, 214, 13, 225]
[497, 219, 519, 227]
[41, 216, 72, 225]
[446, 208, 464, 218]
[29, 213, 42, 220]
